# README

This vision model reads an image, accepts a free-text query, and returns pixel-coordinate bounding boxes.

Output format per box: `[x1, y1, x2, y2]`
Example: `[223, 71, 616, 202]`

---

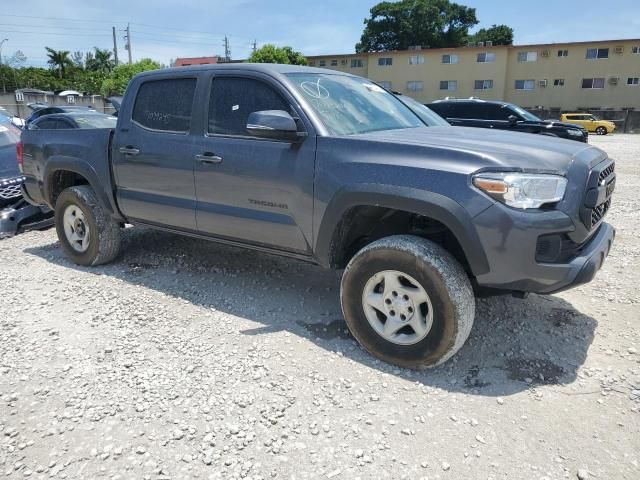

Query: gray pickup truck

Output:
[20, 64, 615, 368]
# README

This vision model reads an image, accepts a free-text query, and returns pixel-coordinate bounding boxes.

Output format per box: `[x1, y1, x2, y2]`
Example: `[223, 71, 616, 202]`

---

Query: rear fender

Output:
[43, 156, 124, 221]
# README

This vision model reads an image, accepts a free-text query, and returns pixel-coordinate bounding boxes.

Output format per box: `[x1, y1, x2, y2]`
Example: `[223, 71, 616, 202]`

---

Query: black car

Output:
[0, 114, 52, 237]
[29, 111, 118, 130]
[25, 104, 96, 126]
[427, 99, 588, 142]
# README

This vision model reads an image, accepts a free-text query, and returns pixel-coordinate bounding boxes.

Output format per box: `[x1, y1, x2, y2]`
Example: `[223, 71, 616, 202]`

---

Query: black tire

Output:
[340, 235, 475, 369]
[595, 126, 607, 135]
[54, 185, 121, 266]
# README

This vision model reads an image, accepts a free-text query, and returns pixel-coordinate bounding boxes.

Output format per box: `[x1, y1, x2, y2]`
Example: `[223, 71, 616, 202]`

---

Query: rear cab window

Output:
[132, 78, 197, 133]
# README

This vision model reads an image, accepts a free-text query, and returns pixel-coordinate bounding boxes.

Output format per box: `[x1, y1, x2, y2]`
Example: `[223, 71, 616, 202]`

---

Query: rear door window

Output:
[132, 78, 197, 133]
[208, 77, 290, 136]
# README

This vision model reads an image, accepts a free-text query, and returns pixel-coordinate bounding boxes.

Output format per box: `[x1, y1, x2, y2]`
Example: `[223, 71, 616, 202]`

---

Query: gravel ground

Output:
[1, 135, 638, 480]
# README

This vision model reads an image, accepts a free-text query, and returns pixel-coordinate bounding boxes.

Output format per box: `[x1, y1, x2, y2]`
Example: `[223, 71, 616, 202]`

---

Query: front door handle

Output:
[195, 153, 223, 165]
[119, 146, 140, 156]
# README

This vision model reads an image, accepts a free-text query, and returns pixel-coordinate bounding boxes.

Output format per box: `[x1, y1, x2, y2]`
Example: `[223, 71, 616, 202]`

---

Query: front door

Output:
[193, 74, 315, 254]
[112, 77, 198, 230]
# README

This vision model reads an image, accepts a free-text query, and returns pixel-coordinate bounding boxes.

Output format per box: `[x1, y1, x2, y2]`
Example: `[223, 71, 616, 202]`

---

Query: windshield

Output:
[510, 105, 540, 122]
[396, 95, 450, 127]
[285, 73, 423, 135]
[75, 115, 118, 129]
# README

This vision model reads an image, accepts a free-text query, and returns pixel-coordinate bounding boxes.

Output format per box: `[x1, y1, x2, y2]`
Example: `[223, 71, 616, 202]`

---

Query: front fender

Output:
[314, 184, 490, 276]
[43, 156, 124, 221]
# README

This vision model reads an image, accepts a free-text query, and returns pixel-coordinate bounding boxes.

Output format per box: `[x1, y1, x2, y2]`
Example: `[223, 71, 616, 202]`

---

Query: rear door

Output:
[192, 73, 315, 253]
[112, 76, 199, 230]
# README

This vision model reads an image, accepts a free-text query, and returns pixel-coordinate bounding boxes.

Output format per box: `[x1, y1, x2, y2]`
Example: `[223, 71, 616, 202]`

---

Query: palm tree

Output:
[45, 47, 73, 79]
[86, 48, 114, 73]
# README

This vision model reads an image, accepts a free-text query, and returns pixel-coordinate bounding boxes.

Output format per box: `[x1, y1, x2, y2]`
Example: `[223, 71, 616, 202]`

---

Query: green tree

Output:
[100, 58, 161, 96]
[469, 24, 514, 45]
[356, 0, 479, 52]
[45, 47, 73, 79]
[86, 48, 115, 73]
[248, 44, 307, 65]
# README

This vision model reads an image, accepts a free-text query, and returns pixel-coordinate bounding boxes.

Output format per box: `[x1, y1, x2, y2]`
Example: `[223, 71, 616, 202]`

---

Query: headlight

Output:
[473, 172, 568, 209]
[567, 129, 583, 136]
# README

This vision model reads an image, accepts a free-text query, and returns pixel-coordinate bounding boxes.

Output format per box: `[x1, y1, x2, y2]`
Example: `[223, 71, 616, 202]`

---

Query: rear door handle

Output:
[195, 153, 223, 165]
[119, 146, 140, 156]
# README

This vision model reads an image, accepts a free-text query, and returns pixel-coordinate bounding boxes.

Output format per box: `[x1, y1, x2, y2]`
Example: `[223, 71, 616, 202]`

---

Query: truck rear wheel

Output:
[340, 235, 475, 369]
[54, 185, 121, 266]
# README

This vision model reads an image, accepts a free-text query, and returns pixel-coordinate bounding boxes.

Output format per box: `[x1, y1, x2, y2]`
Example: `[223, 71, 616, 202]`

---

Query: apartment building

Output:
[307, 39, 640, 110]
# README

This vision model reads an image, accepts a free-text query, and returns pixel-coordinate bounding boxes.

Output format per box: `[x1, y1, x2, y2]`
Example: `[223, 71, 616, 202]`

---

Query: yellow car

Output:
[560, 113, 616, 135]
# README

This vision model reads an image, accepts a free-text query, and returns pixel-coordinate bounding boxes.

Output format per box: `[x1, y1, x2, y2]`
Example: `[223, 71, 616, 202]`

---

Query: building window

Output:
[557, 49, 568, 57]
[582, 78, 605, 89]
[406, 81, 424, 91]
[377, 81, 392, 90]
[340, 59, 347, 66]
[308, 60, 316, 66]
[330, 59, 338, 66]
[515, 79, 535, 90]
[632, 46, 640, 54]
[439, 80, 457, 91]
[474, 79, 493, 90]
[517, 51, 538, 62]
[409, 55, 425, 65]
[351, 59, 363, 68]
[628, 77, 640, 85]
[586, 48, 609, 59]
[476, 52, 496, 63]
[318, 60, 326, 67]
[553, 79, 565, 87]
[378, 57, 393, 66]
[442, 54, 459, 64]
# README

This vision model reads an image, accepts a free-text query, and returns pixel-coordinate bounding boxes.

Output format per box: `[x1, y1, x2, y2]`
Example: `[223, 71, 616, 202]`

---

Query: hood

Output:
[353, 126, 605, 175]
[543, 120, 586, 130]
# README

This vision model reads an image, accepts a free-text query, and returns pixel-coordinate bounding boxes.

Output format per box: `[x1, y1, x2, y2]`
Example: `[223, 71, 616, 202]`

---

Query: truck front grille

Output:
[580, 160, 615, 230]
[0, 177, 24, 201]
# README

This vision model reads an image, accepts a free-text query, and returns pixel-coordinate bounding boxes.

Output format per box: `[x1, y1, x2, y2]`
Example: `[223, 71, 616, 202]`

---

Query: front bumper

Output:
[472, 202, 615, 294]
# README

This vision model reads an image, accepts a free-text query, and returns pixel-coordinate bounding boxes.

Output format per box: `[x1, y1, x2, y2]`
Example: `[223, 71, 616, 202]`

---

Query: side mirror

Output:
[507, 115, 519, 126]
[246, 110, 305, 142]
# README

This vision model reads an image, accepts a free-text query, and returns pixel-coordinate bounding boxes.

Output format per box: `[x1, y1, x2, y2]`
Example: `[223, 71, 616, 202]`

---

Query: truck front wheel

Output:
[340, 235, 475, 369]
[54, 185, 121, 266]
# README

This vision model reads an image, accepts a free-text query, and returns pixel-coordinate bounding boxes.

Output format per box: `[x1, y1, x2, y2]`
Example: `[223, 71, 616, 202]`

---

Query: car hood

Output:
[541, 120, 585, 130]
[352, 126, 604, 175]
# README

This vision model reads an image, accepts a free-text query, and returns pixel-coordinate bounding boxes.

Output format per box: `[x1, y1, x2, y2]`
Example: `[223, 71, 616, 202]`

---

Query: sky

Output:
[2, 0, 639, 67]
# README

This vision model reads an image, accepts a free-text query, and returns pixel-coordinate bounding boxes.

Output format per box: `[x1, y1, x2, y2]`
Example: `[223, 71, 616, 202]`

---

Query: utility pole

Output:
[112, 27, 119, 66]
[0, 38, 8, 66]
[252, 40, 257, 54]
[222, 35, 231, 62]
[124, 23, 132, 64]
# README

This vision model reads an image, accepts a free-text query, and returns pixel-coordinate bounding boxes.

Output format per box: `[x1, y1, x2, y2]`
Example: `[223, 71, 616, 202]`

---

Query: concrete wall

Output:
[0, 93, 115, 119]
[309, 39, 640, 110]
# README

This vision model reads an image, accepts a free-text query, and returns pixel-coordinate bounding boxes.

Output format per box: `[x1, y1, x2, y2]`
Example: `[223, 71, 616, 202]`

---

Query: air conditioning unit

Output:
[541, 49, 550, 57]
[609, 76, 620, 85]
[485, 41, 493, 47]
[614, 46, 624, 54]
[539, 79, 548, 87]
[477, 41, 485, 47]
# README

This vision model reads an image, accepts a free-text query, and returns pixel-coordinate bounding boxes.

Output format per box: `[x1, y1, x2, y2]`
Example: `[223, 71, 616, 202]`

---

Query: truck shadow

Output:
[24, 227, 597, 397]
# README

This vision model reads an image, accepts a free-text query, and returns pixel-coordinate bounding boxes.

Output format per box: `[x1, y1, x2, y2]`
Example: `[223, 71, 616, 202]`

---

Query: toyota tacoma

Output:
[19, 64, 616, 368]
